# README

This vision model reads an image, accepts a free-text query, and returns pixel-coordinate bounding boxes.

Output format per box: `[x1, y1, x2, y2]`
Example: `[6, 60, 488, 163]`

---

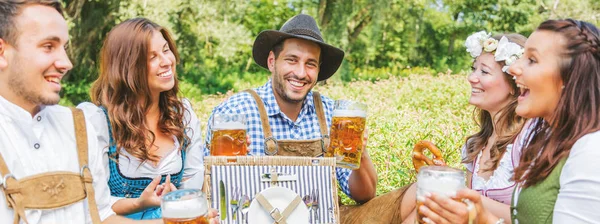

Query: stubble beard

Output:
[9, 57, 61, 106]
[273, 69, 312, 104]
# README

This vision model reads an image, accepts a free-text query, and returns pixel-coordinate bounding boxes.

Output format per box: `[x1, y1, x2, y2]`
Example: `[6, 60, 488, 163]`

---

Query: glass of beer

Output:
[328, 100, 367, 170]
[210, 113, 248, 156]
[415, 166, 471, 224]
[161, 189, 208, 224]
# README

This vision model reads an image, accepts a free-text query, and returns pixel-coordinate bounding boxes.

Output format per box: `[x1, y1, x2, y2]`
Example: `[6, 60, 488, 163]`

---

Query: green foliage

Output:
[189, 74, 475, 204]
[60, 0, 599, 105]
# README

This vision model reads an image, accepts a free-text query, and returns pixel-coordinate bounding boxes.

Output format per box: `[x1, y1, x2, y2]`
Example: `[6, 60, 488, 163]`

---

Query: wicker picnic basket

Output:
[203, 156, 340, 224]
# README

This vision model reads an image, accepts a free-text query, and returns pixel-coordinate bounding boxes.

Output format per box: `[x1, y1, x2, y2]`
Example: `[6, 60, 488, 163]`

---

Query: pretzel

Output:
[412, 140, 446, 172]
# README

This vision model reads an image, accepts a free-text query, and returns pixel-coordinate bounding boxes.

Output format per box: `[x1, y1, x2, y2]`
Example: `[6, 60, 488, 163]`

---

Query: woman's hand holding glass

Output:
[419, 188, 499, 224]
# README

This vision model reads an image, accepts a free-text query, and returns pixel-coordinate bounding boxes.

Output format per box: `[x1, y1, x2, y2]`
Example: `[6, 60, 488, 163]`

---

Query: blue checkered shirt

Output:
[203, 80, 352, 197]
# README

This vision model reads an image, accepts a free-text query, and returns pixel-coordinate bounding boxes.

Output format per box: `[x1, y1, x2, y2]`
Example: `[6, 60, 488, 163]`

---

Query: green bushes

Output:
[188, 74, 475, 203]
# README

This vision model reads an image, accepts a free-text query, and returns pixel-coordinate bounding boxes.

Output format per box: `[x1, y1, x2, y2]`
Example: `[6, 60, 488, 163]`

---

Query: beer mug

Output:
[210, 114, 248, 156]
[161, 189, 209, 224]
[415, 166, 474, 224]
[328, 100, 367, 170]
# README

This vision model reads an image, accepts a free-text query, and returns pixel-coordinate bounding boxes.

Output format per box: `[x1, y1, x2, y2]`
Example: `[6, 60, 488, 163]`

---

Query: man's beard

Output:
[9, 59, 61, 106]
[272, 70, 312, 104]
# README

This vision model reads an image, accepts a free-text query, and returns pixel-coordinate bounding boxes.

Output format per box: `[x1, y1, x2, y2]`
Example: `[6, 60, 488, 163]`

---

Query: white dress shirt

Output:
[0, 96, 115, 224]
[77, 99, 205, 200]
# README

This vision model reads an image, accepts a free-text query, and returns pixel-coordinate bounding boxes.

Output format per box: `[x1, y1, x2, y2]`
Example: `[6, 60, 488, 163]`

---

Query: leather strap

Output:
[244, 89, 329, 155]
[0, 109, 101, 224]
[312, 92, 330, 150]
[244, 90, 278, 155]
[255, 193, 302, 224]
[0, 131, 29, 224]
[70, 108, 101, 224]
[280, 195, 302, 219]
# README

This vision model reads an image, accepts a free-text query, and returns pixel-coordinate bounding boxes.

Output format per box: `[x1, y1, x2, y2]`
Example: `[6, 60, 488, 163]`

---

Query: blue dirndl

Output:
[101, 107, 187, 220]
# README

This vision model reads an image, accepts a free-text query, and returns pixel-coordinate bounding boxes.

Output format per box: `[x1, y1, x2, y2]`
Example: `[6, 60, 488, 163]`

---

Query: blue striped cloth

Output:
[212, 165, 336, 224]
[203, 80, 352, 197]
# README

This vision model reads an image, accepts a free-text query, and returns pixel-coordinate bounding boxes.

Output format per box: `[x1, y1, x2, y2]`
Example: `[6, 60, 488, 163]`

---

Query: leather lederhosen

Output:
[245, 90, 330, 157]
[0, 108, 101, 224]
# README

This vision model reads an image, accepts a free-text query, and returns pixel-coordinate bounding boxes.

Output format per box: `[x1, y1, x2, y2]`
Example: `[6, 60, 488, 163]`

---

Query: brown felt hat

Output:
[252, 14, 345, 81]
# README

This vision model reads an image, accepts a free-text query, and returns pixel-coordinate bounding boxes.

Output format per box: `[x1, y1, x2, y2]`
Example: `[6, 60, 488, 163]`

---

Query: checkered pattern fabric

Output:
[203, 80, 352, 197]
[100, 107, 186, 198]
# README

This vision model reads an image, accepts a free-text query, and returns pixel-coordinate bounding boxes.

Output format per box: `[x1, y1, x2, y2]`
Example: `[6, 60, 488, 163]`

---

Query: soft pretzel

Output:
[412, 140, 446, 172]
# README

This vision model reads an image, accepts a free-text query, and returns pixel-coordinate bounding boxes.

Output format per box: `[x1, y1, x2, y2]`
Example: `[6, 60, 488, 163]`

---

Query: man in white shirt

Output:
[0, 1, 216, 223]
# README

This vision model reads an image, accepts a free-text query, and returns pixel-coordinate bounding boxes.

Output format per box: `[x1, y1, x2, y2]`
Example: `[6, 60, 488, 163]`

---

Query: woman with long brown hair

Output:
[78, 18, 205, 219]
[419, 19, 600, 223]
[461, 32, 526, 205]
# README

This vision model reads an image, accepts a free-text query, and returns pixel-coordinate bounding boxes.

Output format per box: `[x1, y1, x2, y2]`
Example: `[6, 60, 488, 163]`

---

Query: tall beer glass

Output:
[162, 189, 208, 224]
[415, 166, 468, 224]
[328, 100, 367, 170]
[210, 114, 247, 156]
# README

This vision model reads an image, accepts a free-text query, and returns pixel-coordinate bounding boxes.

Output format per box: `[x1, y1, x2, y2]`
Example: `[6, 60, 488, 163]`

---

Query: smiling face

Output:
[467, 52, 514, 115]
[0, 4, 72, 113]
[509, 30, 565, 121]
[146, 30, 176, 98]
[268, 38, 321, 104]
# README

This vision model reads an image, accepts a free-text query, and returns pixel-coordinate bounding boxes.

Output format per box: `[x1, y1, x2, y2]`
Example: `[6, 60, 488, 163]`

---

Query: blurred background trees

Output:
[60, 0, 599, 104]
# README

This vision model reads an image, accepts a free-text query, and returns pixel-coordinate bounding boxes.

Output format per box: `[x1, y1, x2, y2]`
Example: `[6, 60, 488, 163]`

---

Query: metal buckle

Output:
[80, 165, 90, 177]
[269, 208, 284, 223]
[1, 174, 15, 188]
[264, 137, 279, 155]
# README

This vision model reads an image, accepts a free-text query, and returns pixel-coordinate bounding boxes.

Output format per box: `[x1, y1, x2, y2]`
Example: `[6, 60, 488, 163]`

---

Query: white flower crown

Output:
[465, 31, 524, 72]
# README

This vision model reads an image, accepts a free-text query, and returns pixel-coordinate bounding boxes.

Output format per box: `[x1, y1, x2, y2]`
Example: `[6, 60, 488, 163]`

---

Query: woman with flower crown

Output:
[419, 19, 600, 224]
[399, 31, 529, 224]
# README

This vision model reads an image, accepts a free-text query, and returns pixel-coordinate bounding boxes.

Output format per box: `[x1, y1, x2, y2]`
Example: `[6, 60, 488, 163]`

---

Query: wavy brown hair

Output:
[462, 34, 527, 172]
[90, 18, 188, 163]
[514, 19, 600, 187]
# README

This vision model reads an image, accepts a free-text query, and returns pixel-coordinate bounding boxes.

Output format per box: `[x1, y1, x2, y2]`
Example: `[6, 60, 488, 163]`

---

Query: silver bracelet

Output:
[495, 218, 505, 224]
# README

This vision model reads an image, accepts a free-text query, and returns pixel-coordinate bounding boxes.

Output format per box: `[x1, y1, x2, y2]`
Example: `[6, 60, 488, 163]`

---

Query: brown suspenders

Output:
[72, 108, 102, 224]
[0, 108, 101, 224]
[313, 91, 331, 149]
[244, 90, 330, 156]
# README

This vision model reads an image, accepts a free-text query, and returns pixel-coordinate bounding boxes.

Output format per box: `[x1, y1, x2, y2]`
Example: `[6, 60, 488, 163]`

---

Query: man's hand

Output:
[348, 127, 378, 203]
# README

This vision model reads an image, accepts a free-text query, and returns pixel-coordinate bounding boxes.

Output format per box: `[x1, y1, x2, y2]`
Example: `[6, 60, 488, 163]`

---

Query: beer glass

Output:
[415, 166, 471, 224]
[210, 114, 248, 156]
[328, 100, 367, 170]
[161, 189, 208, 224]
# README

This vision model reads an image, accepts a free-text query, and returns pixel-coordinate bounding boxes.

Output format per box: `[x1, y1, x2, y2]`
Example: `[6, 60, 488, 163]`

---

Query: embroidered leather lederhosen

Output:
[245, 90, 330, 157]
[0, 108, 101, 224]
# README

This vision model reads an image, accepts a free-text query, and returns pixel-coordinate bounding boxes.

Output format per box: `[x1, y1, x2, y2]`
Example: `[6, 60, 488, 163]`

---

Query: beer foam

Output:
[162, 199, 207, 219]
[333, 109, 367, 118]
[416, 176, 465, 197]
[213, 121, 246, 130]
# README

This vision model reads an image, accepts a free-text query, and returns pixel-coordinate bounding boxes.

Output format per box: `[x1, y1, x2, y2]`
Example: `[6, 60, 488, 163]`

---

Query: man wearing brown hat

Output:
[204, 13, 378, 214]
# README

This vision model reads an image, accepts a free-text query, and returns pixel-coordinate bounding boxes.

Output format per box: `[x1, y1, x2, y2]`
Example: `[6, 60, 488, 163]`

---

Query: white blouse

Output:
[0, 96, 115, 223]
[77, 100, 205, 196]
[463, 144, 517, 191]
[512, 130, 600, 223]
